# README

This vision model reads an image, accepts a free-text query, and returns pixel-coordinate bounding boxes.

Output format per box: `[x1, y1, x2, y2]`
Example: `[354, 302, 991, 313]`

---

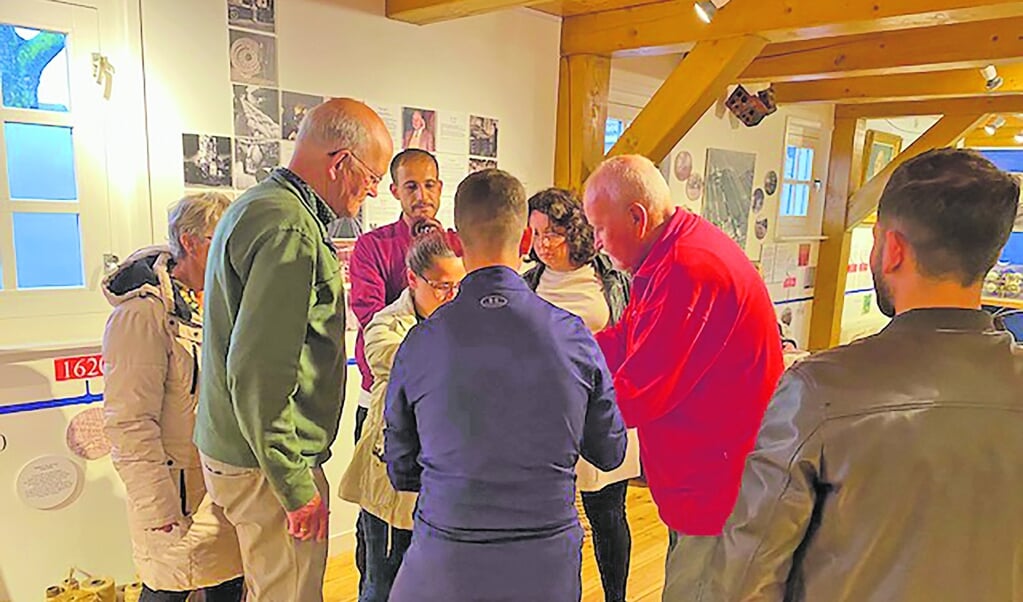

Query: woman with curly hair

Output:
[523, 187, 641, 602]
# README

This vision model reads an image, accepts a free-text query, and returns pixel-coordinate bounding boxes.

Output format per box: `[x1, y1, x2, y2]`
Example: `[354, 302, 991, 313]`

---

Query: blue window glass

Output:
[780, 183, 793, 215]
[4, 122, 77, 200]
[796, 148, 814, 181]
[796, 183, 810, 216]
[605, 118, 624, 154]
[784, 145, 797, 179]
[0, 25, 70, 112]
[13, 212, 84, 288]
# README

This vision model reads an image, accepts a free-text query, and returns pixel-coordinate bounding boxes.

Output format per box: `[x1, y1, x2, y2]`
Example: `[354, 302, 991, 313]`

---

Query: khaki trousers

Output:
[200, 454, 329, 602]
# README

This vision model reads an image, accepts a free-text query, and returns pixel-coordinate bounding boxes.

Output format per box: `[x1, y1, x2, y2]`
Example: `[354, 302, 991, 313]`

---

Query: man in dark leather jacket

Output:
[677, 148, 1023, 602]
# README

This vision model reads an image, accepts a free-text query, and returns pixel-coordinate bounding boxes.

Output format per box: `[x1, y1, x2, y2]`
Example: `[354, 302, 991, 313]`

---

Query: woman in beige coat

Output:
[340, 224, 465, 602]
[102, 193, 243, 602]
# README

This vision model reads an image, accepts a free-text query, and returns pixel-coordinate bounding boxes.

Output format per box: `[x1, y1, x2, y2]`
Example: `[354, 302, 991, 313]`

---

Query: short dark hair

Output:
[454, 169, 526, 254]
[527, 188, 596, 267]
[878, 148, 1020, 286]
[389, 149, 438, 182]
[406, 221, 455, 276]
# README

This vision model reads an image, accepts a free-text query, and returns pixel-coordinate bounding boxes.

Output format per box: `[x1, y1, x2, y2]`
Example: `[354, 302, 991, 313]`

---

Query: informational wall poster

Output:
[402, 107, 437, 152]
[437, 112, 469, 155]
[228, 0, 275, 33]
[234, 139, 280, 188]
[369, 102, 402, 151]
[281, 91, 321, 140]
[182, 134, 232, 188]
[229, 29, 278, 86]
[704, 148, 755, 249]
[469, 115, 498, 159]
[436, 152, 468, 227]
[233, 85, 280, 140]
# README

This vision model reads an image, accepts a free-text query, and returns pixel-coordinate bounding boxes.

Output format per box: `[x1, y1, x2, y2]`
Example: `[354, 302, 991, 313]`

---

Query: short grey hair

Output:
[167, 192, 231, 259]
[296, 99, 370, 152]
[586, 155, 672, 212]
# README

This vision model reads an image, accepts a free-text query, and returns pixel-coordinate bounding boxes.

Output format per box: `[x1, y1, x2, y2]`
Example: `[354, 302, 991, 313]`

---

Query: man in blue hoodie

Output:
[383, 169, 628, 602]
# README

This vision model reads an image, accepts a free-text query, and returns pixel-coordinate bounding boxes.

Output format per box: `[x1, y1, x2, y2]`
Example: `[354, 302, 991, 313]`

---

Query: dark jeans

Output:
[139, 577, 244, 602]
[354, 404, 369, 594]
[358, 510, 413, 602]
[581, 480, 631, 602]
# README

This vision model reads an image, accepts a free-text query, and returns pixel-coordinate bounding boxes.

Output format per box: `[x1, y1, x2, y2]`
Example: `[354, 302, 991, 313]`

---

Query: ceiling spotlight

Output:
[694, 0, 730, 23]
[1015, 132, 1023, 145]
[981, 64, 1004, 91]
[985, 116, 1007, 136]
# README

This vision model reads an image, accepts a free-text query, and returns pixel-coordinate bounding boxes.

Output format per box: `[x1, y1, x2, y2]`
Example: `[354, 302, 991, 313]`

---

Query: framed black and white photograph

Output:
[469, 115, 498, 158]
[234, 138, 280, 189]
[282, 91, 322, 140]
[229, 28, 278, 86]
[182, 133, 232, 188]
[233, 85, 280, 140]
[228, 0, 275, 33]
[469, 157, 497, 174]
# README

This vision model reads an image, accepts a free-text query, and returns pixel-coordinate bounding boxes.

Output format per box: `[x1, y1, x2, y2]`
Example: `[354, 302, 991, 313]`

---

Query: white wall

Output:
[0, 1, 560, 599]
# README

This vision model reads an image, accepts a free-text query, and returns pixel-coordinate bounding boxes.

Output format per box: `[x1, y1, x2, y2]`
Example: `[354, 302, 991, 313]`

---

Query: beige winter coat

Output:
[339, 289, 418, 531]
[101, 247, 242, 591]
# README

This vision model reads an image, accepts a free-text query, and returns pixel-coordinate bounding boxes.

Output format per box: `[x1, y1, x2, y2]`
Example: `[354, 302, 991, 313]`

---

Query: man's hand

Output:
[286, 491, 329, 542]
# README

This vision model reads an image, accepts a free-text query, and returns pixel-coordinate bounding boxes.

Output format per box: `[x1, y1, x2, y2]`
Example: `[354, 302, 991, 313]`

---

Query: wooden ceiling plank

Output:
[606, 35, 768, 164]
[561, 0, 1023, 57]
[773, 64, 1023, 104]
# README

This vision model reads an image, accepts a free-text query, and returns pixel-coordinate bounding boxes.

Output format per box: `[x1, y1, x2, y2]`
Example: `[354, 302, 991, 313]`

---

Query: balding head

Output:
[582, 154, 676, 272]
[290, 98, 394, 219]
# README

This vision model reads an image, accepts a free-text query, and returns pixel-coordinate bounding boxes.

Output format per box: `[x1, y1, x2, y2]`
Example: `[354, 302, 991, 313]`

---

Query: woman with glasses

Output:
[523, 188, 641, 602]
[339, 220, 465, 602]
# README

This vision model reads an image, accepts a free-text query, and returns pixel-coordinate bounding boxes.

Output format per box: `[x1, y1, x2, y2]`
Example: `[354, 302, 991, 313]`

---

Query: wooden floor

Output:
[323, 485, 667, 601]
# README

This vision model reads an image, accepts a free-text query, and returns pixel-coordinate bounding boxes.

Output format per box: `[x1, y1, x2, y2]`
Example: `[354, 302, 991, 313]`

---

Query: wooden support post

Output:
[845, 113, 988, 228]
[808, 117, 864, 351]
[554, 54, 610, 194]
[606, 35, 767, 165]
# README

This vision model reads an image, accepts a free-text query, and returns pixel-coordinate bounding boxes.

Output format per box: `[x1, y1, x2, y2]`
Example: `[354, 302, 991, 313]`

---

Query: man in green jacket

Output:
[195, 98, 392, 602]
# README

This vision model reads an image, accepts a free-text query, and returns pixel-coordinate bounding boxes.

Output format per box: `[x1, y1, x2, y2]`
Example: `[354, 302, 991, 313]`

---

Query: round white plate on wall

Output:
[16, 455, 81, 510]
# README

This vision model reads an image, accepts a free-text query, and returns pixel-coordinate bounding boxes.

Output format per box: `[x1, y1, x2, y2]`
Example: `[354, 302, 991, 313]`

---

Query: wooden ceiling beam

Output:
[834, 95, 1023, 119]
[554, 55, 612, 193]
[743, 18, 1023, 83]
[773, 64, 1023, 104]
[386, 0, 546, 24]
[561, 0, 1023, 56]
[606, 35, 768, 164]
[845, 113, 989, 228]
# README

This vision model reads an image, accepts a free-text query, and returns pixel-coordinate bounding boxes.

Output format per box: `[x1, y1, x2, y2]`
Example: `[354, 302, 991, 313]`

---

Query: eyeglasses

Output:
[328, 149, 384, 188]
[535, 230, 567, 247]
[418, 275, 460, 300]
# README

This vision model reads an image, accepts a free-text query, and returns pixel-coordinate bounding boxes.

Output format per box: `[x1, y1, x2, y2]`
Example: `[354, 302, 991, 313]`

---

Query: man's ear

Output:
[406, 268, 418, 291]
[627, 203, 648, 234]
[390, 182, 400, 200]
[882, 228, 907, 275]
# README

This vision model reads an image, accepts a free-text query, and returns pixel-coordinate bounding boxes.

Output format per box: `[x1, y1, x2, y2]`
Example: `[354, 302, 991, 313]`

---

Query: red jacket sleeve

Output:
[601, 264, 731, 428]
[349, 234, 387, 328]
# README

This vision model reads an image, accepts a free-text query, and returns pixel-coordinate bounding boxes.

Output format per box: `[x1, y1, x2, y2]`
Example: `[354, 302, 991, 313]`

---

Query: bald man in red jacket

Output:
[583, 155, 783, 599]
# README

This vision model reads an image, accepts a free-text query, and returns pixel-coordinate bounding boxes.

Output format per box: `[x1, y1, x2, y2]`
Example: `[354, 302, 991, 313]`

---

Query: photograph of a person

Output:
[233, 85, 280, 139]
[469, 115, 498, 158]
[182, 133, 232, 188]
[282, 91, 322, 140]
[229, 28, 278, 86]
[468, 157, 497, 173]
[402, 107, 436, 152]
[233, 138, 280, 188]
[228, 0, 275, 32]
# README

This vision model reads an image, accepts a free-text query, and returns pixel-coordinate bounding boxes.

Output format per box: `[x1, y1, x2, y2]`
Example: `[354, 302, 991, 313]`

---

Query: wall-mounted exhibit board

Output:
[0, 0, 559, 599]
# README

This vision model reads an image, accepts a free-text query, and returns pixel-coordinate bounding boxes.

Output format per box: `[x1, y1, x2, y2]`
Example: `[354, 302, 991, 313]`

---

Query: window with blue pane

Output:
[0, 25, 70, 112]
[780, 144, 813, 217]
[12, 212, 84, 288]
[605, 119, 625, 154]
[5, 122, 78, 200]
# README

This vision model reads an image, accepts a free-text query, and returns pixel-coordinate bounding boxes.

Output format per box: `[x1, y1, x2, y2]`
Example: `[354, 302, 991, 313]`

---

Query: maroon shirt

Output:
[596, 208, 783, 535]
[349, 216, 460, 393]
